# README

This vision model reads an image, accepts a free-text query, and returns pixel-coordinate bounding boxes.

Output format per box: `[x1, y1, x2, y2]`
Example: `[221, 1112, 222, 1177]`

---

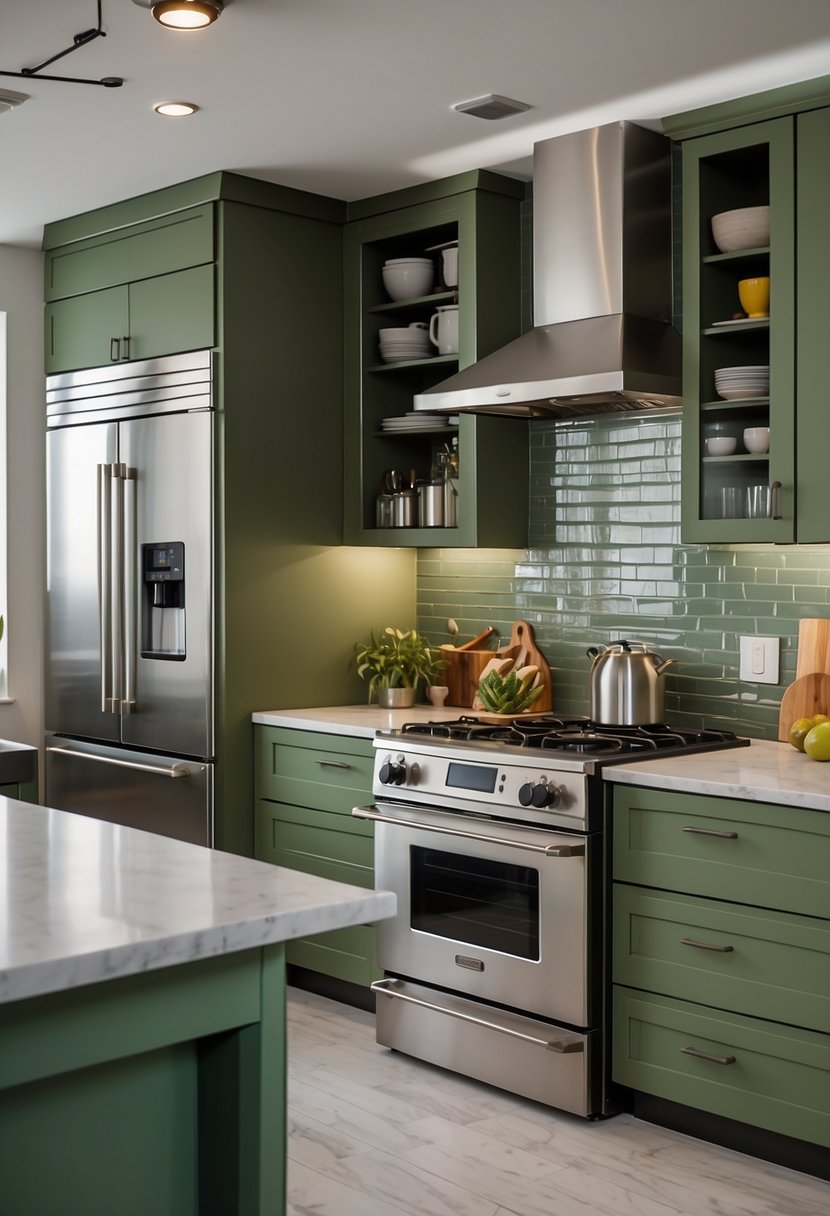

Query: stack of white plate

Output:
[378, 325, 431, 364]
[714, 364, 770, 400]
[381, 412, 447, 432]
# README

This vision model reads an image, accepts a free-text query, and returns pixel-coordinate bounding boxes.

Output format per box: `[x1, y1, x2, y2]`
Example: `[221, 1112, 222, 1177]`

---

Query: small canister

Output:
[376, 494, 394, 528]
[417, 482, 445, 527]
[392, 491, 416, 527]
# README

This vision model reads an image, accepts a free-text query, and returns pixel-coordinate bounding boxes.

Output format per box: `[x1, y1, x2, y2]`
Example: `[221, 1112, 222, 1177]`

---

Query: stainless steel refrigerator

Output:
[45, 351, 214, 845]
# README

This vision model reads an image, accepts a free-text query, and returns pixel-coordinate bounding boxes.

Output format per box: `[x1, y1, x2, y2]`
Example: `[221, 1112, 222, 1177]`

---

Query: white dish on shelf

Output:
[710, 317, 766, 326]
[715, 387, 769, 401]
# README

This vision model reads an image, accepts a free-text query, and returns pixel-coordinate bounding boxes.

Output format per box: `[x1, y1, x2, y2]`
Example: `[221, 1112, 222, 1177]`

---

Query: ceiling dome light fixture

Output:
[152, 1, 223, 29]
[154, 100, 199, 116]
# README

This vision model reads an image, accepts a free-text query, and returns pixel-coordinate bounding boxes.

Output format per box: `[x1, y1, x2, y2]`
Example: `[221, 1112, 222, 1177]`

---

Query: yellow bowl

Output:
[738, 276, 770, 318]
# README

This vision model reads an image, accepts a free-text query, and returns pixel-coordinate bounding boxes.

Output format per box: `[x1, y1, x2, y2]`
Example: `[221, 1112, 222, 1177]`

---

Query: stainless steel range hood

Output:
[414, 122, 681, 419]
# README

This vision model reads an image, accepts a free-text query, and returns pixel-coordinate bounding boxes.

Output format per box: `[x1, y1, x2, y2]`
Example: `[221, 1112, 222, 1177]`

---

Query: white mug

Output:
[429, 305, 459, 355]
[441, 246, 458, 288]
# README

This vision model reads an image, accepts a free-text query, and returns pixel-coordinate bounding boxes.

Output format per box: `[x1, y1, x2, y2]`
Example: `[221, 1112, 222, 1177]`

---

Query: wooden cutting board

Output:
[497, 620, 553, 713]
[777, 672, 830, 740]
[795, 618, 830, 678]
[441, 620, 552, 711]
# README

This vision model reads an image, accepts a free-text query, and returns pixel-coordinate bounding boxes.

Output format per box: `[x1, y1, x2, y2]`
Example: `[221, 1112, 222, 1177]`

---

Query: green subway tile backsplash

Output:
[417, 414, 830, 739]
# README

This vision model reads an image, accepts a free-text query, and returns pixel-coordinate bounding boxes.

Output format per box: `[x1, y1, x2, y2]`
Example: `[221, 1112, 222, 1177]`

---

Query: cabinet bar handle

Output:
[316, 760, 352, 770]
[682, 826, 739, 839]
[681, 1045, 736, 1066]
[680, 937, 734, 953]
[121, 335, 131, 360]
[110, 337, 120, 362]
[770, 480, 782, 519]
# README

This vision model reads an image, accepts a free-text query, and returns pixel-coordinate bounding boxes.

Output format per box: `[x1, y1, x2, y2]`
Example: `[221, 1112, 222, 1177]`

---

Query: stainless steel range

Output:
[353, 716, 749, 1118]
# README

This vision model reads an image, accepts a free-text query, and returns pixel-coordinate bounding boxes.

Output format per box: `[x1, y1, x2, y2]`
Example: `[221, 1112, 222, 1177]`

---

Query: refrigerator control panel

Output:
[142, 541, 186, 660]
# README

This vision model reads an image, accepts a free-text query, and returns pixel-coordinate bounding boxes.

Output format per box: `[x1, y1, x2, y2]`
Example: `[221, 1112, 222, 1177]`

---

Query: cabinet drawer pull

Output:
[316, 759, 352, 770]
[681, 1045, 736, 1066]
[680, 937, 734, 953]
[682, 826, 739, 839]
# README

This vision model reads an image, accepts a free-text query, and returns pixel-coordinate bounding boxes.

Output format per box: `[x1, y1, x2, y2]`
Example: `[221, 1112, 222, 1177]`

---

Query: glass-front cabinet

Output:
[343, 172, 528, 548]
[680, 118, 795, 542]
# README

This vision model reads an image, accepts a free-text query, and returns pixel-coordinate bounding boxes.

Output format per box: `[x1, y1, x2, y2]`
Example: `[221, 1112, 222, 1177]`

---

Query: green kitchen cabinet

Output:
[43, 205, 215, 373]
[45, 264, 214, 372]
[344, 172, 528, 548]
[668, 84, 830, 543]
[611, 783, 830, 1147]
[43, 173, 415, 858]
[678, 118, 794, 542]
[254, 726, 381, 987]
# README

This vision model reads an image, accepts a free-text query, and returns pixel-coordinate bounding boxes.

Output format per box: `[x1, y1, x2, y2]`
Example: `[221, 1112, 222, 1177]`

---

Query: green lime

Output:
[804, 721, 830, 762]
[788, 717, 815, 752]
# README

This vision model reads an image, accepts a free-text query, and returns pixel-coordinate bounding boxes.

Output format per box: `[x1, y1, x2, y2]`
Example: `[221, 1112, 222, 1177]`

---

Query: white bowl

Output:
[711, 206, 770, 253]
[384, 257, 433, 267]
[743, 427, 770, 454]
[382, 262, 434, 301]
[706, 436, 738, 456]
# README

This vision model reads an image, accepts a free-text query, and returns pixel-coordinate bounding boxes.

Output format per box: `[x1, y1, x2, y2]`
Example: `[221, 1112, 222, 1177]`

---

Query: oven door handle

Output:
[371, 980, 584, 1054]
[352, 807, 584, 857]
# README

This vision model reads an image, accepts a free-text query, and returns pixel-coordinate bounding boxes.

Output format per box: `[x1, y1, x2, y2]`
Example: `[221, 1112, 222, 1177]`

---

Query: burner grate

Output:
[398, 716, 747, 759]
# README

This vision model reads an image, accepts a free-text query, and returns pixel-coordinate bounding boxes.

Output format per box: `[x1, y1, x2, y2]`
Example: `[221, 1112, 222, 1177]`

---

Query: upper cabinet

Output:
[673, 88, 830, 544]
[343, 173, 529, 548]
[679, 118, 795, 542]
[43, 206, 216, 373]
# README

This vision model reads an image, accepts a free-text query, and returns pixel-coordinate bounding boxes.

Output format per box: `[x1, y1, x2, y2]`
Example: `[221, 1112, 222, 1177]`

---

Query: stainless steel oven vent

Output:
[414, 121, 681, 418]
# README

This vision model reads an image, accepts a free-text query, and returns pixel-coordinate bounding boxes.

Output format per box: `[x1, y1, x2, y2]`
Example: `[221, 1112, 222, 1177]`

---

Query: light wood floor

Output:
[286, 986, 829, 1216]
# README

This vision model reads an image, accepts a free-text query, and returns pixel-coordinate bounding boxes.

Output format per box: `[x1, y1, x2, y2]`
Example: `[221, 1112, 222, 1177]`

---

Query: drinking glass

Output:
[746, 484, 771, 518]
[720, 486, 745, 518]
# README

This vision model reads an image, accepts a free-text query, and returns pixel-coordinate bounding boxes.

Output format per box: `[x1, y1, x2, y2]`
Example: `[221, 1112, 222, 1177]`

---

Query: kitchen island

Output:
[0, 796, 396, 1216]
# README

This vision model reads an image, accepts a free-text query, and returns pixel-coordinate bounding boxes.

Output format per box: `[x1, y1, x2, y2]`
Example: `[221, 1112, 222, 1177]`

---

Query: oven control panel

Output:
[373, 740, 589, 829]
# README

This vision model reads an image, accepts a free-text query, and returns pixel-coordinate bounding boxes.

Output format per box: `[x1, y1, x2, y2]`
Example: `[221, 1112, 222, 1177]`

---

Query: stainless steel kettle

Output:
[586, 639, 675, 725]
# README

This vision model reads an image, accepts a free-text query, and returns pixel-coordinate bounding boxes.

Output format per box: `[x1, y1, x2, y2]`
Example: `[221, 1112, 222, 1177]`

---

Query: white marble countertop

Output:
[605, 737, 830, 812]
[252, 703, 461, 737]
[0, 797, 396, 1006]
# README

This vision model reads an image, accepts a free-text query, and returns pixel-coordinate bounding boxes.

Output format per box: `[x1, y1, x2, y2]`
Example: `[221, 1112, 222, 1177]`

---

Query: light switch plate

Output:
[739, 635, 780, 684]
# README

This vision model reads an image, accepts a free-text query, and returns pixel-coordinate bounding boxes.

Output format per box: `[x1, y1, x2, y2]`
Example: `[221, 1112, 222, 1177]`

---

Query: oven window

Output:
[410, 847, 540, 960]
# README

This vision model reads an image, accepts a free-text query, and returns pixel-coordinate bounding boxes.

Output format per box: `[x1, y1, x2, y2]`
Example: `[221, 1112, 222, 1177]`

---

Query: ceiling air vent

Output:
[453, 94, 531, 120]
[0, 89, 28, 115]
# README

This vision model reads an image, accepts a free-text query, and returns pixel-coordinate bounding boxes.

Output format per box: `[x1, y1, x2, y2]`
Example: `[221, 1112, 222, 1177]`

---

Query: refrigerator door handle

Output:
[110, 464, 125, 712]
[122, 468, 138, 714]
[98, 463, 115, 713]
[47, 746, 200, 779]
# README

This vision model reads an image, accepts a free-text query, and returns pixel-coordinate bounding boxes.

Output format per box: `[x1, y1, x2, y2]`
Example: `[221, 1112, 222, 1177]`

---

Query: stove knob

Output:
[518, 781, 535, 807]
[379, 756, 407, 786]
[531, 781, 557, 808]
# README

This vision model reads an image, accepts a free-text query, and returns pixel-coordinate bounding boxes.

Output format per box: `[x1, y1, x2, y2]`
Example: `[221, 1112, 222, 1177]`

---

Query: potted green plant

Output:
[355, 627, 445, 708]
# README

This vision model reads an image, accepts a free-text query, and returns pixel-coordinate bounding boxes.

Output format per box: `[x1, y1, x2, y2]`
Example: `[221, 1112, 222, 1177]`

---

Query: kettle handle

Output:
[586, 646, 603, 660]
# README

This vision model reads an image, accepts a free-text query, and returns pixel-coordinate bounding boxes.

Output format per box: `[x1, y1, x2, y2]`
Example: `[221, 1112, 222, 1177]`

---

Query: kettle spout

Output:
[654, 657, 675, 676]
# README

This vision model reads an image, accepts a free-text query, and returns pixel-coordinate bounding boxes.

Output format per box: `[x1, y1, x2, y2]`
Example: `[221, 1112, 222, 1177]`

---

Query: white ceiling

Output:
[3, 0, 830, 248]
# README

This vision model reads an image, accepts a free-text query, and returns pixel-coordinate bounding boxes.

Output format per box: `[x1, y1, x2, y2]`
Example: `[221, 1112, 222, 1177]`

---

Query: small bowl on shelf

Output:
[706, 436, 738, 456]
[382, 259, 434, 302]
[710, 206, 770, 253]
[743, 427, 770, 454]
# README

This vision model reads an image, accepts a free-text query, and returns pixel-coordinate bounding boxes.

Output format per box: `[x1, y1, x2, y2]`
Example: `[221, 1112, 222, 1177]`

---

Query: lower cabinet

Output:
[611, 784, 830, 1148]
[254, 725, 380, 987]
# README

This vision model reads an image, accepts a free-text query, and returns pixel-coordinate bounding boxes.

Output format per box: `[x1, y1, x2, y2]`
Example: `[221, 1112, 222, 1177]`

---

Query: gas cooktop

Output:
[392, 715, 750, 760]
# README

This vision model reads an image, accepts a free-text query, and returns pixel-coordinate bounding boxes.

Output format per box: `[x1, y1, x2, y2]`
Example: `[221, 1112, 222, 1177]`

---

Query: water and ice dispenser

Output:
[141, 542, 186, 660]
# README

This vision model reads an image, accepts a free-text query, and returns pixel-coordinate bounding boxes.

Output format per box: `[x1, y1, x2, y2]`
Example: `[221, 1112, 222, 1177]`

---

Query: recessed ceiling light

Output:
[0, 89, 28, 115]
[154, 101, 199, 117]
[152, 1, 223, 29]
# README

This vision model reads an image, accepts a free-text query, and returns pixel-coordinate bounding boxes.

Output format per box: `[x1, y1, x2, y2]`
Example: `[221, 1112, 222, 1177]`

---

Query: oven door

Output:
[355, 800, 591, 1027]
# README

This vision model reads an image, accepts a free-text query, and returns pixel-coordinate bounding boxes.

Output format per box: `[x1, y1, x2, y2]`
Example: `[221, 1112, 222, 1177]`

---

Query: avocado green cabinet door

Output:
[795, 105, 830, 543]
[128, 264, 214, 362]
[680, 117, 795, 543]
[45, 285, 130, 373]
